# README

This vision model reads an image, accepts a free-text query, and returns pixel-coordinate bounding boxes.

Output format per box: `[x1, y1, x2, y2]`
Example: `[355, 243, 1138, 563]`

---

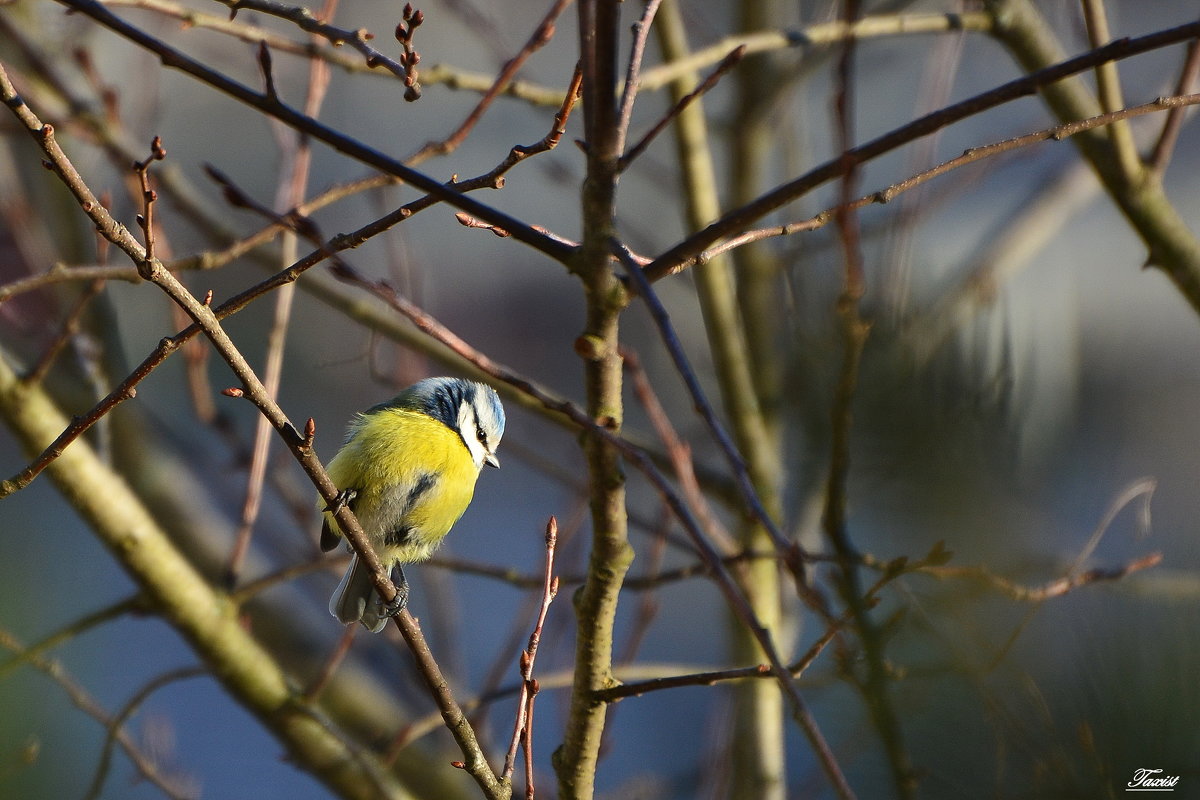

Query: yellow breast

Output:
[323, 408, 480, 561]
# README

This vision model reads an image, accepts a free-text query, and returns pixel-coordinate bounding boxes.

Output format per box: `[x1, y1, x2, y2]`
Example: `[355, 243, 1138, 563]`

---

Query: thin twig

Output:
[614, 0, 665, 155]
[0, 264, 140, 303]
[0, 597, 144, 680]
[0, 628, 197, 800]
[623, 349, 737, 555]
[923, 552, 1163, 602]
[20, 278, 104, 386]
[618, 45, 745, 171]
[54, 0, 576, 264]
[616, 245, 820, 605]
[326, 262, 854, 799]
[1149, 39, 1200, 177]
[1080, 0, 1142, 183]
[502, 518, 559, 782]
[85, 667, 207, 800]
[211, 0, 416, 86]
[406, 0, 573, 163]
[691, 92, 1200, 263]
[1066, 477, 1156, 576]
[642, 18, 1200, 280]
[227, 6, 333, 586]
[920, 477, 1160, 670]
[637, 12, 993, 93]
[230, 554, 341, 604]
[303, 625, 357, 703]
[594, 609, 853, 703]
[828, 5, 915, 794]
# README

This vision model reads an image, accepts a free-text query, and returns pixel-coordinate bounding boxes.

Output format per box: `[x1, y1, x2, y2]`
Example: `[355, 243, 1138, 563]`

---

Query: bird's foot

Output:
[323, 488, 358, 514]
[378, 566, 409, 619]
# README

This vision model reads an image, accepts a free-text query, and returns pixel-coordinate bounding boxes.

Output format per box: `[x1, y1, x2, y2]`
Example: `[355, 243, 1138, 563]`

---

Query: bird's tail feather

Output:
[328, 553, 389, 633]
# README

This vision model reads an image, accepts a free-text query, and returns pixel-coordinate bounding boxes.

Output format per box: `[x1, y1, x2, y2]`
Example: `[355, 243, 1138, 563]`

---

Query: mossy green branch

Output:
[985, 0, 1200, 314]
[553, 3, 634, 798]
[0, 355, 408, 800]
[654, 2, 788, 797]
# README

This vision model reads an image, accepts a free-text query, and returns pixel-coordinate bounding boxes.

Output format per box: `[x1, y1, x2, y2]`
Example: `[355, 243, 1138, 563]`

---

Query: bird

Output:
[320, 377, 505, 632]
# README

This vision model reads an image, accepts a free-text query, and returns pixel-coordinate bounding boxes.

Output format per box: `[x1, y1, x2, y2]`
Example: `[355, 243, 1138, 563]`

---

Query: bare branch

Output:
[619, 45, 744, 171]
[614, 0, 665, 154]
[53, 0, 576, 264]
[638, 12, 994, 93]
[1149, 39, 1200, 176]
[406, 0, 573, 163]
[85, 667, 207, 800]
[326, 261, 852, 800]
[227, 17, 332, 587]
[643, 18, 1200, 281]
[0, 629, 198, 800]
[0, 61, 505, 798]
[692, 91, 1200, 264]
[211, 0, 416, 85]
[502, 518, 559, 785]
[1080, 0, 1142, 182]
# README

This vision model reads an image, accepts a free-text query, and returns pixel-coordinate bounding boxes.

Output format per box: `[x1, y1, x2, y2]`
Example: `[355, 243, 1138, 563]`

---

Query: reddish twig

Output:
[132, 135, 168, 270]
[614, 0, 665, 154]
[213, 0, 417, 87]
[394, 3, 424, 101]
[922, 477, 1159, 602]
[55, 0, 575, 264]
[622, 349, 736, 555]
[924, 552, 1163, 602]
[407, 0, 572, 162]
[228, 10, 334, 587]
[20, 278, 105, 387]
[1150, 39, 1200, 176]
[326, 261, 850, 797]
[503, 518, 559, 786]
[303, 625, 357, 703]
[618, 44, 745, 171]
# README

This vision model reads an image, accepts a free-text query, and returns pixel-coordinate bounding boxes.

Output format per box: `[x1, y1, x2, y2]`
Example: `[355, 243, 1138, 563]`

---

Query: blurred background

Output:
[1, 0, 1199, 798]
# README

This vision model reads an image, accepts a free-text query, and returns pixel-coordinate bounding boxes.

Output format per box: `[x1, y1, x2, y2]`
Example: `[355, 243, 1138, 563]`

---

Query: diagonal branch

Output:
[328, 262, 855, 800]
[618, 44, 745, 171]
[642, 18, 1200, 281]
[405, 0, 574, 164]
[209, 0, 415, 85]
[53, 0, 575, 264]
[0, 60, 506, 799]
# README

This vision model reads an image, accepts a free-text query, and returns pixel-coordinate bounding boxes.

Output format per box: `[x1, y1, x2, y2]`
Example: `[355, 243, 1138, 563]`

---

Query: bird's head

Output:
[395, 377, 505, 469]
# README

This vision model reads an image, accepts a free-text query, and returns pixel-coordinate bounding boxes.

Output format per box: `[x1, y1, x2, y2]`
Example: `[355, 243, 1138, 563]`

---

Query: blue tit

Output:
[320, 377, 505, 632]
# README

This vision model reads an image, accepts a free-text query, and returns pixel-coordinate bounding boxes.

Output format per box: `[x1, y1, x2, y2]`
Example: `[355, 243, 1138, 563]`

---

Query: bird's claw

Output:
[379, 565, 409, 618]
[380, 586, 408, 618]
[324, 488, 358, 514]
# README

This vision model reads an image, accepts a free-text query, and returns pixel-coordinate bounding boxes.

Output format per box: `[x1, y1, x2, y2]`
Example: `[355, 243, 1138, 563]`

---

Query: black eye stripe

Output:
[472, 405, 487, 447]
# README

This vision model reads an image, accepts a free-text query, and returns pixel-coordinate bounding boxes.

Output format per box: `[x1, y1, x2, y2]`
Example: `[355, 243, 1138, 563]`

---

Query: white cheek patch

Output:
[457, 400, 487, 467]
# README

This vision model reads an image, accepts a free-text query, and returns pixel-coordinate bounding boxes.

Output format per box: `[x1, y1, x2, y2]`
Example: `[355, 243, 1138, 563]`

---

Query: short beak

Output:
[485, 453, 500, 469]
